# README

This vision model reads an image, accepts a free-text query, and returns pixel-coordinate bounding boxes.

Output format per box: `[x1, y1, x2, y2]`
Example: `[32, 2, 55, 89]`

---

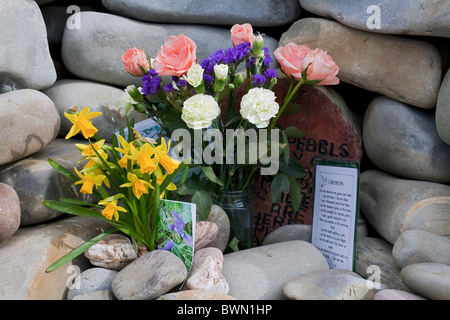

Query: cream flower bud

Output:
[214, 64, 229, 81]
[183, 63, 204, 88]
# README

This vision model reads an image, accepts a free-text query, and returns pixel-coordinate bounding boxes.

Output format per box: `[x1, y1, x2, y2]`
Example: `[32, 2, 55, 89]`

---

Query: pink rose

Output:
[274, 42, 312, 81]
[153, 34, 197, 77]
[121, 47, 150, 77]
[230, 23, 256, 46]
[302, 48, 340, 85]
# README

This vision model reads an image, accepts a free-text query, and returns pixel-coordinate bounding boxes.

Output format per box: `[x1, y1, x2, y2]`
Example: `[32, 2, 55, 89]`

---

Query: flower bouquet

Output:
[119, 23, 339, 249]
[43, 107, 187, 272]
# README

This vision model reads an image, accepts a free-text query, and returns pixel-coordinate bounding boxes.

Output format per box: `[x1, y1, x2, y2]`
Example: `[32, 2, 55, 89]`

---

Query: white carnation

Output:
[240, 87, 279, 128]
[182, 94, 220, 129]
[183, 63, 204, 88]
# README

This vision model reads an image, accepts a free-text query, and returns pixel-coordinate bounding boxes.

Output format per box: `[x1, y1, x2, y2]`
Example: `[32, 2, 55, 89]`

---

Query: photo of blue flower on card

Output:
[157, 199, 195, 273]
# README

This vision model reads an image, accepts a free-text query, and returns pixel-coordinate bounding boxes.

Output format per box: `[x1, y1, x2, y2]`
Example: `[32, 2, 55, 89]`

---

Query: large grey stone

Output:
[401, 263, 450, 300]
[0, 0, 56, 92]
[0, 89, 60, 166]
[279, 18, 442, 109]
[363, 95, 450, 182]
[62, 12, 279, 88]
[392, 230, 450, 269]
[67, 267, 118, 300]
[102, 0, 301, 26]
[42, 79, 146, 142]
[222, 240, 329, 300]
[0, 216, 110, 300]
[436, 68, 450, 145]
[111, 250, 187, 300]
[299, 0, 450, 38]
[0, 139, 93, 226]
[360, 170, 450, 244]
[355, 237, 410, 292]
[0, 183, 20, 241]
[283, 269, 379, 300]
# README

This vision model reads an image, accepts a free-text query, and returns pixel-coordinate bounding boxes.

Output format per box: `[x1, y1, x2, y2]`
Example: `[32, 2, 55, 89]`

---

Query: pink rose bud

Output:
[153, 34, 197, 77]
[121, 47, 150, 77]
[302, 48, 340, 85]
[230, 23, 256, 47]
[274, 42, 313, 81]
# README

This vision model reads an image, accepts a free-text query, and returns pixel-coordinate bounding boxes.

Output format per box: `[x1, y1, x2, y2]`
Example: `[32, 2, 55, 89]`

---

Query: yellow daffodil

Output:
[127, 143, 160, 174]
[74, 167, 106, 194]
[154, 166, 177, 199]
[75, 139, 107, 158]
[98, 195, 127, 221]
[115, 135, 133, 168]
[154, 139, 180, 174]
[64, 106, 102, 139]
[120, 172, 153, 199]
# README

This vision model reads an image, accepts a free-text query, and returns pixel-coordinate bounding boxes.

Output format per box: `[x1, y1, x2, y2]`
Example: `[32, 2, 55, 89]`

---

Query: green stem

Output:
[268, 78, 305, 130]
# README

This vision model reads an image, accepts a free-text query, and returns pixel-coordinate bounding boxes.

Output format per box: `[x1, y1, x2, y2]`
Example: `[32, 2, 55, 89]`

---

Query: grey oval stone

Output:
[222, 240, 329, 300]
[62, 12, 278, 88]
[0, 0, 56, 93]
[360, 170, 450, 244]
[401, 263, 450, 300]
[42, 79, 147, 141]
[436, 68, 450, 145]
[0, 182, 20, 241]
[0, 89, 60, 166]
[67, 267, 118, 300]
[363, 96, 450, 182]
[298, 0, 450, 38]
[111, 250, 187, 300]
[279, 18, 441, 108]
[102, 0, 301, 27]
[393, 230, 450, 269]
[283, 269, 379, 300]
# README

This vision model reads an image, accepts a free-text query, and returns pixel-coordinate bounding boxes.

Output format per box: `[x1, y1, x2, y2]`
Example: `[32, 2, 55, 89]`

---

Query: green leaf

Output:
[202, 166, 224, 187]
[279, 161, 306, 179]
[46, 229, 117, 272]
[228, 236, 240, 252]
[58, 198, 102, 208]
[42, 200, 103, 219]
[191, 190, 212, 221]
[47, 158, 78, 182]
[284, 126, 306, 139]
[177, 178, 200, 196]
[289, 176, 302, 212]
[270, 174, 290, 203]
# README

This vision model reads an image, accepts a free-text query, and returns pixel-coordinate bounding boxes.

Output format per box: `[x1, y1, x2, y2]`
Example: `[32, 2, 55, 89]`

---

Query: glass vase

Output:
[214, 188, 255, 250]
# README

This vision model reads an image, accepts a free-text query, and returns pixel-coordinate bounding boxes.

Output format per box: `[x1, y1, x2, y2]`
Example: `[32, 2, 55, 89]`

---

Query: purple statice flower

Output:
[235, 42, 251, 60]
[209, 49, 224, 65]
[163, 83, 174, 92]
[141, 74, 151, 95]
[203, 73, 214, 83]
[168, 210, 185, 236]
[246, 56, 255, 69]
[222, 47, 237, 64]
[141, 69, 161, 95]
[148, 68, 158, 77]
[253, 74, 266, 86]
[177, 79, 187, 87]
[264, 68, 278, 79]
[262, 47, 273, 66]
[149, 76, 160, 95]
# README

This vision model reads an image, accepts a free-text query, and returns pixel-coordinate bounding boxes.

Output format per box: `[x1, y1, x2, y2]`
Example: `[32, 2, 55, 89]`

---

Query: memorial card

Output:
[157, 199, 196, 274]
[310, 160, 360, 271]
